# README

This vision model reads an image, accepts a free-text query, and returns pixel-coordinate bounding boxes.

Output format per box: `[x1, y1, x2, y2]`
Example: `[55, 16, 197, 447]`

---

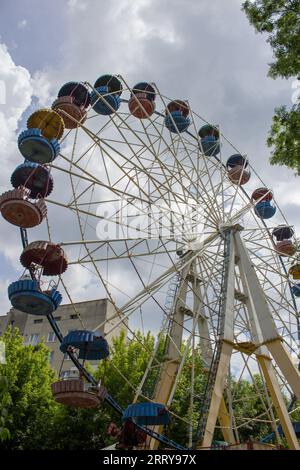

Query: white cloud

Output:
[0, 43, 35, 310]
[0, 43, 33, 189]
[0, 276, 11, 315]
[31, 70, 55, 107]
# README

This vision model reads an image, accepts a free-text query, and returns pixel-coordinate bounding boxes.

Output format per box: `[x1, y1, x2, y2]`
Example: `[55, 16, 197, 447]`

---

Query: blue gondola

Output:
[60, 330, 109, 360]
[165, 100, 190, 133]
[8, 279, 62, 315]
[11, 162, 53, 198]
[201, 135, 220, 156]
[165, 111, 190, 133]
[261, 422, 300, 443]
[94, 75, 123, 96]
[18, 129, 60, 164]
[91, 86, 121, 115]
[58, 81, 91, 108]
[199, 123, 220, 157]
[123, 402, 171, 426]
[198, 124, 219, 139]
[254, 201, 276, 219]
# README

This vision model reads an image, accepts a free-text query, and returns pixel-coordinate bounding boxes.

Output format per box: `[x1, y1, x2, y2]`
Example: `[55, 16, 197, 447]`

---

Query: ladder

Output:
[194, 229, 232, 445]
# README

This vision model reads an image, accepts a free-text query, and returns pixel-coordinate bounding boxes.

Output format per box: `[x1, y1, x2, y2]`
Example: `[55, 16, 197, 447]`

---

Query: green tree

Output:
[49, 330, 157, 449]
[166, 345, 206, 447]
[0, 375, 10, 442]
[267, 103, 300, 173]
[230, 374, 271, 442]
[53, 331, 206, 449]
[243, 0, 300, 172]
[0, 327, 296, 449]
[96, 330, 156, 408]
[0, 327, 59, 449]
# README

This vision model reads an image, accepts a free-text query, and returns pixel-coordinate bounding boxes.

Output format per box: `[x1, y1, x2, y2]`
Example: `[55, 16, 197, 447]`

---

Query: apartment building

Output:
[0, 298, 127, 377]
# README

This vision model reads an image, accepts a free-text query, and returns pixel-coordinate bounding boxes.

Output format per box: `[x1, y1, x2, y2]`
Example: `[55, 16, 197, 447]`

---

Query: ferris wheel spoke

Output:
[120, 84, 220, 215]
[119, 232, 220, 318]
[188, 109, 225, 223]
[70, 248, 177, 267]
[86, 128, 194, 208]
[82, 93, 195, 205]
[53, 155, 157, 206]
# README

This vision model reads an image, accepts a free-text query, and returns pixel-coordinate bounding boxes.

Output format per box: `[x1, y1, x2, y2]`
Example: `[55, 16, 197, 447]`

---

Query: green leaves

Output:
[243, 0, 300, 172]
[0, 327, 296, 448]
[268, 104, 300, 173]
[0, 375, 10, 442]
[0, 327, 58, 449]
[242, 0, 300, 78]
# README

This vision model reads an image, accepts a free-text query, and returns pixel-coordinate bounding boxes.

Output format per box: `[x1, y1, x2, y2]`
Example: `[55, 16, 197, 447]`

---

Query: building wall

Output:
[0, 308, 27, 335]
[0, 298, 127, 377]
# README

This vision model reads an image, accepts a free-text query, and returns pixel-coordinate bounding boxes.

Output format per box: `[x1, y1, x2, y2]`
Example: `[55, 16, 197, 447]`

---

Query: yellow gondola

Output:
[27, 109, 65, 141]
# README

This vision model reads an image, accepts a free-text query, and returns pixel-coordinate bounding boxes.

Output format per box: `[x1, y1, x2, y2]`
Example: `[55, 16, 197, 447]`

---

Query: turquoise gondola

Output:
[60, 330, 109, 360]
[94, 75, 123, 96]
[165, 100, 190, 133]
[198, 124, 220, 156]
[165, 111, 189, 133]
[254, 201, 276, 219]
[123, 402, 171, 426]
[8, 279, 62, 315]
[198, 124, 219, 139]
[18, 129, 60, 164]
[201, 135, 220, 156]
[91, 86, 121, 115]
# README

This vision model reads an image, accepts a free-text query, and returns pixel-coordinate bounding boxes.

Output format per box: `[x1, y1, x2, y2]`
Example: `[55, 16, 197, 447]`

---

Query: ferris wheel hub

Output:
[218, 222, 244, 234]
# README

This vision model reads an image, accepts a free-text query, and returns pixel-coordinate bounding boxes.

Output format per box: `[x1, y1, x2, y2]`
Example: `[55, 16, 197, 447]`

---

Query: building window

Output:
[54, 316, 61, 321]
[49, 351, 54, 366]
[28, 334, 39, 346]
[47, 332, 56, 343]
[34, 319, 43, 324]
[61, 370, 71, 379]
[70, 314, 78, 319]
[61, 370, 77, 379]
[64, 352, 71, 361]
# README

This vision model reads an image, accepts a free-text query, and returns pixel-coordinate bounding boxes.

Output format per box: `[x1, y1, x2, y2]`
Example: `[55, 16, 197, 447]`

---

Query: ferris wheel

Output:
[1, 74, 300, 450]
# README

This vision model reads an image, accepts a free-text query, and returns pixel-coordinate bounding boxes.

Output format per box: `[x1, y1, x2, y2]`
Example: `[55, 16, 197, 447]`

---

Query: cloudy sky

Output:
[0, 0, 299, 318]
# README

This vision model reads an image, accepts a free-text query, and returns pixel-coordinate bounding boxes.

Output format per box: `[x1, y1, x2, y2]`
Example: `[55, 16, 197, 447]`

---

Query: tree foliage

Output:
[0, 327, 59, 449]
[243, 0, 300, 78]
[0, 327, 297, 449]
[243, 0, 300, 172]
[0, 375, 10, 442]
[51, 331, 158, 449]
[268, 103, 300, 172]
